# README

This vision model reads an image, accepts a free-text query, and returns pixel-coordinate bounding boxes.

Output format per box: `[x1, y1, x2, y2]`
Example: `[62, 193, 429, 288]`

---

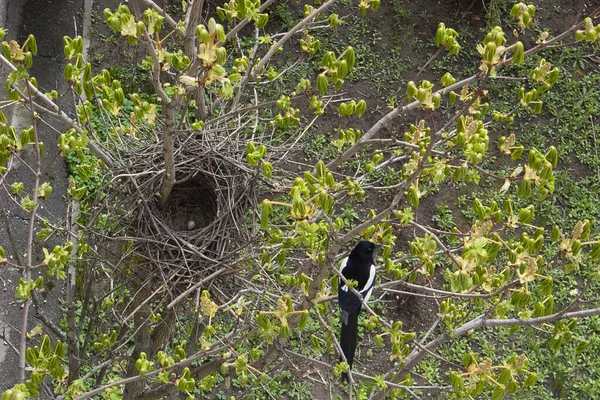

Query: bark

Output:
[158, 102, 176, 206]
[123, 285, 152, 400]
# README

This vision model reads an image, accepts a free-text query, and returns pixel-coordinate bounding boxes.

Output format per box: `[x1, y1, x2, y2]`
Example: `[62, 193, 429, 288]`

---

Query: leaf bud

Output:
[406, 81, 418, 101]
[432, 93, 441, 108]
[524, 372, 537, 387]
[518, 205, 534, 224]
[517, 178, 532, 198]
[545, 145, 558, 167]
[215, 24, 226, 43]
[528, 149, 538, 166]
[355, 99, 367, 117]
[484, 42, 496, 63]
[533, 301, 545, 317]
[338, 102, 348, 117]
[449, 91, 457, 105]
[316, 160, 327, 180]
[540, 161, 553, 180]
[63, 63, 74, 81]
[321, 51, 335, 68]
[436, 23, 446, 46]
[1, 42, 11, 59]
[508, 249, 517, 263]
[24, 52, 32, 68]
[473, 198, 486, 220]
[196, 25, 209, 43]
[262, 161, 273, 179]
[255, 13, 269, 29]
[26, 34, 38, 55]
[316, 73, 328, 96]
[326, 172, 335, 188]
[343, 46, 355, 71]
[456, 115, 466, 133]
[571, 239, 582, 256]
[337, 59, 348, 79]
[549, 225, 560, 242]
[511, 145, 524, 160]
[299, 310, 309, 330]
[581, 219, 591, 240]
[216, 47, 227, 65]
[533, 236, 544, 253]
[591, 243, 600, 261]
[279, 320, 291, 338]
[546, 68, 560, 86]
[510, 4, 520, 17]
[407, 185, 419, 208]
[512, 41, 525, 64]
[440, 72, 455, 87]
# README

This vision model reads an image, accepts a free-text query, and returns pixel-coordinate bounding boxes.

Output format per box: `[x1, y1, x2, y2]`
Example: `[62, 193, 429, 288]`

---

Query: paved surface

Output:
[0, 0, 84, 391]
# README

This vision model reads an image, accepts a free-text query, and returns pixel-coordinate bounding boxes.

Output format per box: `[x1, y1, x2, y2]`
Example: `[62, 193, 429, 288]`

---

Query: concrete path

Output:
[0, 0, 86, 391]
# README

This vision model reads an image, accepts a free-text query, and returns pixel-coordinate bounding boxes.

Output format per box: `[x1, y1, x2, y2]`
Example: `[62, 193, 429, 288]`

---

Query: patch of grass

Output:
[272, 3, 296, 30]
[338, 205, 359, 229]
[89, 53, 105, 66]
[88, 27, 116, 44]
[109, 64, 151, 94]
[392, 0, 411, 22]
[433, 204, 456, 231]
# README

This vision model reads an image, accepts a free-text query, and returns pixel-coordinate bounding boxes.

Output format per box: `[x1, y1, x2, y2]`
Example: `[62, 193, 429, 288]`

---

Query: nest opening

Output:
[161, 176, 217, 232]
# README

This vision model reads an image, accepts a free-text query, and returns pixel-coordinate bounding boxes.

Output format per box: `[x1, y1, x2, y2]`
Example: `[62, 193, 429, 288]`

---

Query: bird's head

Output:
[350, 240, 382, 262]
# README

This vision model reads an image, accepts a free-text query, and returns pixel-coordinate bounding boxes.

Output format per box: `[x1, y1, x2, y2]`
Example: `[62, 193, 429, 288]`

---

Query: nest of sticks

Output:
[91, 121, 260, 295]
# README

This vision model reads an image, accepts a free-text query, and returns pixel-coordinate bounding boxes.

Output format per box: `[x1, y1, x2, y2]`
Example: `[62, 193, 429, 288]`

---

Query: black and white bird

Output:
[338, 240, 380, 381]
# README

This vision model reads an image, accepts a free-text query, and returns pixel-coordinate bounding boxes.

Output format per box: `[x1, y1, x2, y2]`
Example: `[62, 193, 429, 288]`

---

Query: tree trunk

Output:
[159, 102, 176, 206]
[123, 285, 152, 400]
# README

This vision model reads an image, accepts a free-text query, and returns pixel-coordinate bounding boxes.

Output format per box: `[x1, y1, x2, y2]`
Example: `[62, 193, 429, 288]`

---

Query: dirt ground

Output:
[254, 0, 600, 397]
[86, 0, 600, 397]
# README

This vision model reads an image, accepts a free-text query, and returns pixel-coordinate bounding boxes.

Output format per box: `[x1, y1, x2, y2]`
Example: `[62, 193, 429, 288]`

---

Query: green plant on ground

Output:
[433, 204, 456, 231]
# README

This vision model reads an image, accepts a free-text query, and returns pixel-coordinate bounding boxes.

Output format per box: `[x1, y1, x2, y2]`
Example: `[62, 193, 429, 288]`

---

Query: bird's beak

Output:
[374, 243, 383, 251]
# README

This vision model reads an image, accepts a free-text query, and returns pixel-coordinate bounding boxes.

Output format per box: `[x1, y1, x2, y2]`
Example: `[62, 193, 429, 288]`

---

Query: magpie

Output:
[338, 240, 380, 381]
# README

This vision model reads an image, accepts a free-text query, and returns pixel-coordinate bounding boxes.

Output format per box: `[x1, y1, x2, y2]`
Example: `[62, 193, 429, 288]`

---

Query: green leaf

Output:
[575, 340, 589, 354]
[10, 182, 24, 195]
[262, 161, 273, 179]
[299, 310, 309, 331]
[523, 372, 537, 387]
[491, 386, 505, 400]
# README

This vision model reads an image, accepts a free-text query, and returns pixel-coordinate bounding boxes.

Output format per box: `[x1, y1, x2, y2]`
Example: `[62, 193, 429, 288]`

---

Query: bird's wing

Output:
[360, 263, 376, 304]
[339, 257, 349, 292]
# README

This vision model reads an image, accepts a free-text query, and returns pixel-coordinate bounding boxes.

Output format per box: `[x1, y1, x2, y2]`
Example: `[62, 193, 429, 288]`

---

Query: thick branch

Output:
[18, 89, 42, 382]
[158, 102, 176, 206]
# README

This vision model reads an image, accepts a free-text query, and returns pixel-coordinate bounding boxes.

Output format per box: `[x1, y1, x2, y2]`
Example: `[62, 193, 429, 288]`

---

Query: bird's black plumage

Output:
[338, 240, 379, 381]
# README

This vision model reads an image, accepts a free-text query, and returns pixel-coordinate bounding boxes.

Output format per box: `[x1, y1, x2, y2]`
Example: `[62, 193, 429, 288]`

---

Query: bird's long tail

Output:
[340, 308, 360, 381]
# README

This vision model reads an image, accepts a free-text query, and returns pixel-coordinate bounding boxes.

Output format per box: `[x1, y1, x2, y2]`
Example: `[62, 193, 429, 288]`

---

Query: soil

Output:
[50, 0, 600, 398]
[262, 0, 600, 397]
